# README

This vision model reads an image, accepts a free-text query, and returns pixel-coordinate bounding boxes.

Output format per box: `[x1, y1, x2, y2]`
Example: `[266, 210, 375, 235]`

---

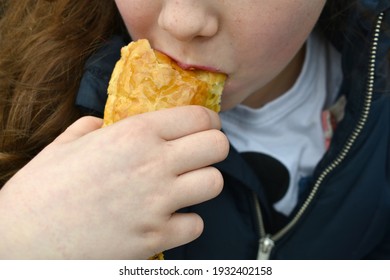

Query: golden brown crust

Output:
[103, 39, 226, 126]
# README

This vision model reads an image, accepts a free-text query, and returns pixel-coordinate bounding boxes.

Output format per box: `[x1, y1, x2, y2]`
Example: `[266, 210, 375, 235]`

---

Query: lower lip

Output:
[176, 61, 219, 73]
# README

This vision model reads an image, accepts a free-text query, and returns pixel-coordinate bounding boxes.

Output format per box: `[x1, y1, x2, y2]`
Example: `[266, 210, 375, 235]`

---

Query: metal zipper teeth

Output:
[255, 12, 385, 243]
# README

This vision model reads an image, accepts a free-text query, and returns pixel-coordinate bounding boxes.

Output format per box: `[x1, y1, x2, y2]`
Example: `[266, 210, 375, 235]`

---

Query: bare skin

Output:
[0, 106, 229, 259]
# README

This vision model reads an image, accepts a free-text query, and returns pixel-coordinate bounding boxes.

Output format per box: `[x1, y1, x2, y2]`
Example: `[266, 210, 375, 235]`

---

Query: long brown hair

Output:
[0, 0, 123, 186]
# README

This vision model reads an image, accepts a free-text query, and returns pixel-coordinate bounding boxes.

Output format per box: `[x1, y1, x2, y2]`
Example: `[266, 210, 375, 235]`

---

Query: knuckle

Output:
[189, 106, 214, 129]
[126, 117, 151, 133]
[140, 221, 165, 250]
[118, 115, 157, 142]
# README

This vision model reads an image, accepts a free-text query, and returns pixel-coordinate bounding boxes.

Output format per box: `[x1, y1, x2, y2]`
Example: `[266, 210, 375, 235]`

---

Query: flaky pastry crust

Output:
[103, 39, 226, 126]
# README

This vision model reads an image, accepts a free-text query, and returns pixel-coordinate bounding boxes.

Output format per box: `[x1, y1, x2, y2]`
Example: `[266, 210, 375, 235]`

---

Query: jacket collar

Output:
[75, 35, 127, 116]
[313, 0, 390, 174]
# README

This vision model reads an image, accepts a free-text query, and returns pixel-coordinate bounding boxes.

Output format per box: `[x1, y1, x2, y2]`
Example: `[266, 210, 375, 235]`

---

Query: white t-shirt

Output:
[220, 31, 342, 216]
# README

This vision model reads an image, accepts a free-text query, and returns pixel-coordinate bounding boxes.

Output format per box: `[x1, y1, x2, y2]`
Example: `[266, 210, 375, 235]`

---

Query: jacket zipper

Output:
[254, 12, 385, 260]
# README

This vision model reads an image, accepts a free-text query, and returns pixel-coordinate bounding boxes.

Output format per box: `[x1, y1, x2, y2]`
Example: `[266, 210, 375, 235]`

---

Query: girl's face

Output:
[115, 0, 326, 110]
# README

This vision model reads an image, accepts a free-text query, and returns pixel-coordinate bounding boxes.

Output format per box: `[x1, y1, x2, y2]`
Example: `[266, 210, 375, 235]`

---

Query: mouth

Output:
[156, 49, 222, 73]
[175, 61, 220, 73]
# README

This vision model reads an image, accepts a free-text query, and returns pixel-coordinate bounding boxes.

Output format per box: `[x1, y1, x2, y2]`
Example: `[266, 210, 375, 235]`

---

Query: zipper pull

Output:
[257, 235, 275, 260]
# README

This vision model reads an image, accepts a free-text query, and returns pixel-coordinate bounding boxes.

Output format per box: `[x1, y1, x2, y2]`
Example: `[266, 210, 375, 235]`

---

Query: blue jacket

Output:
[76, 0, 390, 259]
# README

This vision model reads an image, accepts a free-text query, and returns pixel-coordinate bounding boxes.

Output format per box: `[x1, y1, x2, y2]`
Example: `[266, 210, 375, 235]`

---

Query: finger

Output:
[53, 116, 103, 144]
[132, 105, 222, 141]
[168, 166, 224, 211]
[158, 212, 204, 252]
[164, 129, 229, 175]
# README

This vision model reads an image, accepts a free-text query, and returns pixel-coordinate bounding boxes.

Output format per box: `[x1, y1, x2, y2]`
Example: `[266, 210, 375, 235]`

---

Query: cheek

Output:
[243, 1, 324, 59]
[221, 4, 323, 109]
[115, 0, 157, 40]
[222, 29, 304, 103]
[241, 8, 315, 67]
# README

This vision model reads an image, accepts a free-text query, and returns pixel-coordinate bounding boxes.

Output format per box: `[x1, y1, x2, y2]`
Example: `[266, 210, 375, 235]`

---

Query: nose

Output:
[158, 0, 219, 42]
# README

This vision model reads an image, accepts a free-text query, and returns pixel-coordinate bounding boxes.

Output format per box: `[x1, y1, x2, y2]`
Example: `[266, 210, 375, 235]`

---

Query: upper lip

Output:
[157, 49, 221, 73]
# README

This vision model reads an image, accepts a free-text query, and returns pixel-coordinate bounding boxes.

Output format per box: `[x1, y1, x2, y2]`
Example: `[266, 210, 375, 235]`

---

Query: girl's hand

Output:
[0, 106, 229, 259]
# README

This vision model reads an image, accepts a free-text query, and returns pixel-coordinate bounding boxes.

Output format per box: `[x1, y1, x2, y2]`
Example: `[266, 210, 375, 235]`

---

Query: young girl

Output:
[1, 0, 389, 259]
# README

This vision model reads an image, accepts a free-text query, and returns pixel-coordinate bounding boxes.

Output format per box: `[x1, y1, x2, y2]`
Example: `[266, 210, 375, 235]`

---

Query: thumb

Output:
[53, 116, 103, 144]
